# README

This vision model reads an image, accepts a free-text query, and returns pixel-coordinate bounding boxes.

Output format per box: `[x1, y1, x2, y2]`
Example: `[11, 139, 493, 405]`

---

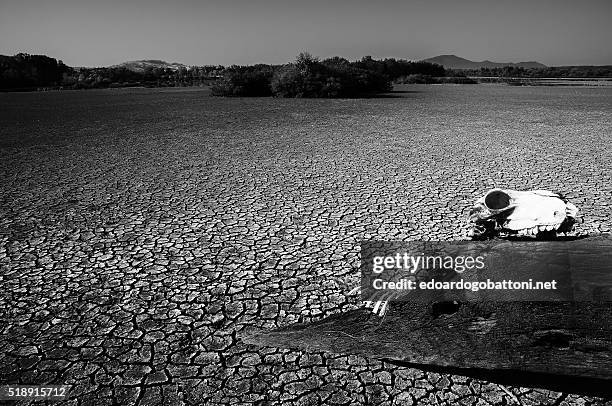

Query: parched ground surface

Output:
[1, 85, 611, 405]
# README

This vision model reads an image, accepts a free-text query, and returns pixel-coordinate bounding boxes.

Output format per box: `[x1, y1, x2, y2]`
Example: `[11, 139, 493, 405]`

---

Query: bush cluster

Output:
[352, 56, 445, 78]
[270, 53, 391, 98]
[211, 65, 275, 96]
[0, 53, 69, 90]
[211, 53, 394, 98]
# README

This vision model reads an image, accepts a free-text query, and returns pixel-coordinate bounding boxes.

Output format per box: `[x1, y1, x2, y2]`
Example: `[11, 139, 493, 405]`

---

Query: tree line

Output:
[0, 52, 446, 95]
[2, 52, 610, 95]
[0, 53, 69, 90]
[0, 53, 224, 91]
[449, 65, 612, 78]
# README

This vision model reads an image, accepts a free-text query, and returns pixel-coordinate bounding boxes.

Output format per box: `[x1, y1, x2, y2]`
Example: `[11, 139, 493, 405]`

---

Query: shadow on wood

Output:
[243, 302, 612, 398]
[243, 235, 612, 399]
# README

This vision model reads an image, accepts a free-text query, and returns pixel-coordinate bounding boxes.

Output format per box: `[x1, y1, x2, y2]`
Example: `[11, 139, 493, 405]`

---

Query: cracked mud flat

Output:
[1, 84, 611, 405]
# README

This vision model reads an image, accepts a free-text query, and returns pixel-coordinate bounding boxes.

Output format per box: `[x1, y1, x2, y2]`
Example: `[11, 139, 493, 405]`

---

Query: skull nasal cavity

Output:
[485, 190, 511, 210]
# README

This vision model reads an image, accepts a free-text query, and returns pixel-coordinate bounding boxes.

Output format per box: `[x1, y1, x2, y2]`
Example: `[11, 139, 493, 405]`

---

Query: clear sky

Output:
[1, 0, 610, 67]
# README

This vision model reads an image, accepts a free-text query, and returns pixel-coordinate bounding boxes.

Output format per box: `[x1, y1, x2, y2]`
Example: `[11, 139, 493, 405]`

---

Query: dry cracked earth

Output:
[1, 85, 611, 405]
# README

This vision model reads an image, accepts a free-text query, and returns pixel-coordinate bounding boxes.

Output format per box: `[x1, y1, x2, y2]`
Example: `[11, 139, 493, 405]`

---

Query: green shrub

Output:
[210, 65, 274, 96]
[270, 53, 391, 98]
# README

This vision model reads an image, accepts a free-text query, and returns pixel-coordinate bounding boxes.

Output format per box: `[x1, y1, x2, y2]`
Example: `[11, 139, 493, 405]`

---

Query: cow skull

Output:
[469, 189, 578, 238]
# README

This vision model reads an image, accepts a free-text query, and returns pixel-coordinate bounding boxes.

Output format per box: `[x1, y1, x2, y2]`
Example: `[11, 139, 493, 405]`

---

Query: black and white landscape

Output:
[1, 0, 611, 405]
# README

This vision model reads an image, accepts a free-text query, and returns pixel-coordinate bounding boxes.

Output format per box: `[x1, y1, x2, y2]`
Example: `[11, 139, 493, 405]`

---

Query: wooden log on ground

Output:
[243, 236, 612, 398]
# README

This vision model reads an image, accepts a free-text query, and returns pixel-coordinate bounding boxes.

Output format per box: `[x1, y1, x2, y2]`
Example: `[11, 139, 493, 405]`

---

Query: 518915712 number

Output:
[0, 385, 70, 400]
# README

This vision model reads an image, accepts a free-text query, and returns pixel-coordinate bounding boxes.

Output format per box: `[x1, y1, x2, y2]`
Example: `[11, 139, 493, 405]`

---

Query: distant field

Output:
[1, 84, 611, 404]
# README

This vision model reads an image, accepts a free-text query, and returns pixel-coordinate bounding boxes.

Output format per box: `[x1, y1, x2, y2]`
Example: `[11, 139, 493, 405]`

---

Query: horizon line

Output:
[2, 50, 612, 69]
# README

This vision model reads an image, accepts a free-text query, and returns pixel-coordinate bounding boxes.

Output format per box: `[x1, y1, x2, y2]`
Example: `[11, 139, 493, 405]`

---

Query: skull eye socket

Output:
[485, 190, 511, 211]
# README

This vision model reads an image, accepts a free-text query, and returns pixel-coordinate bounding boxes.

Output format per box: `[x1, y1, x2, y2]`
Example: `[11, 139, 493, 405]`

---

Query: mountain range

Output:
[113, 55, 548, 73]
[421, 55, 547, 69]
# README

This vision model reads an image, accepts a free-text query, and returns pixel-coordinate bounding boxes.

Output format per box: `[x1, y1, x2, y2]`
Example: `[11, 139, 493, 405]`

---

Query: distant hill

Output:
[422, 55, 546, 69]
[113, 59, 188, 72]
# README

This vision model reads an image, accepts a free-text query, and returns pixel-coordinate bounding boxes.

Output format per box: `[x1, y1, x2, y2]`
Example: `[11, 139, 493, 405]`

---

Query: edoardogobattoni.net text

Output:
[372, 278, 558, 292]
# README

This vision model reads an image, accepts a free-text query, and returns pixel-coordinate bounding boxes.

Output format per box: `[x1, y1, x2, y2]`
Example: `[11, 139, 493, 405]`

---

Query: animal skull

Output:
[469, 189, 578, 238]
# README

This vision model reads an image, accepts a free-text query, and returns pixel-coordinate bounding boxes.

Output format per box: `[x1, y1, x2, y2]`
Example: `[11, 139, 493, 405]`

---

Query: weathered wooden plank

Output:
[243, 236, 612, 398]
[244, 303, 612, 397]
